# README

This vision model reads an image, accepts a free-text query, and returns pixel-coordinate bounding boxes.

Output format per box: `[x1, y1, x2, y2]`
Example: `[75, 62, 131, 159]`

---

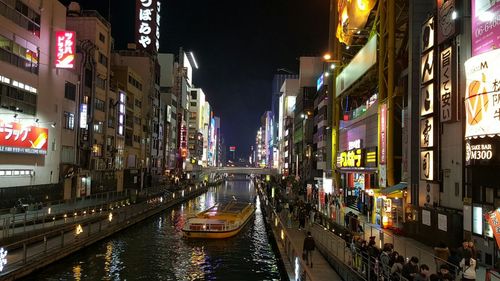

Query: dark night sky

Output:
[63, 0, 329, 159]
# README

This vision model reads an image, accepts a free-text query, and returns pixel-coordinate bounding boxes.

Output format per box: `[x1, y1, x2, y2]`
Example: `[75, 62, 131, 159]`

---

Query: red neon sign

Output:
[0, 121, 48, 155]
[229, 146, 236, 152]
[55, 31, 76, 69]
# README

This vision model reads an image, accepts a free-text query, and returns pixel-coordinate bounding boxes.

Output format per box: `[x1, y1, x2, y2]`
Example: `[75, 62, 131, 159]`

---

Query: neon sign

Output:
[55, 31, 75, 69]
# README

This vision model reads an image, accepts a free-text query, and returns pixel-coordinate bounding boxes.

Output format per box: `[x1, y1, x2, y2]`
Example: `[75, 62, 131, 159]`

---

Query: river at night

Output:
[25, 179, 283, 281]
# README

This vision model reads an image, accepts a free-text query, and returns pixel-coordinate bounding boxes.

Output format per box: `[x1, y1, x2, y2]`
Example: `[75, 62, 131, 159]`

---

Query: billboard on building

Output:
[336, 0, 377, 45]
[0, 121, 48, 155]
[464, 48, 500, 139]
[55, 31, 75, 69]
[472, 0, 500, 56]
[136, 0, 161, 52]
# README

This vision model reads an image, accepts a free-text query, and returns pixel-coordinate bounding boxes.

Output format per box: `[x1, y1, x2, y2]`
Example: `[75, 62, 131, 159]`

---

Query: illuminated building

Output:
[110, 58, 145, 190]
[67, 4, 120, 196]
[0, 0, 79, 205]
[158, 53, 177, 172]
[278, 79, 299, 175]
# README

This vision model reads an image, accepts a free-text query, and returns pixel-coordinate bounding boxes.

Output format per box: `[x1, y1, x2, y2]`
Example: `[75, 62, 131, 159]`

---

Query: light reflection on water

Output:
[26, 180, 281, 281]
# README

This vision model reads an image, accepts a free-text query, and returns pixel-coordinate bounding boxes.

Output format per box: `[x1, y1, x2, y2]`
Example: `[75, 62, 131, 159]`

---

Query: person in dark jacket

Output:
[303, 231, 316, 267]
[402, 256, 419, 281]
[298, 207, 307, 230]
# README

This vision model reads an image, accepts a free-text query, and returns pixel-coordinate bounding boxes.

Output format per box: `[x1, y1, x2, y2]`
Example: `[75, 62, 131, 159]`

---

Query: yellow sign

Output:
[339, 149, 363, 168]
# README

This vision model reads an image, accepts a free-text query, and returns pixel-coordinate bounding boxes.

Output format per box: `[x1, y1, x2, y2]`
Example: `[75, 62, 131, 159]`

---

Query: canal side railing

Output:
[257, 188, 315, 281]
[0, 183, 211, 281]
[0, 190, 130, 241]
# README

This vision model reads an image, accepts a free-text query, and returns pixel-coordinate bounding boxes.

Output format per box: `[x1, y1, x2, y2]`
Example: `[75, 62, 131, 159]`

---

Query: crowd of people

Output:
[347, 236, 480, 281]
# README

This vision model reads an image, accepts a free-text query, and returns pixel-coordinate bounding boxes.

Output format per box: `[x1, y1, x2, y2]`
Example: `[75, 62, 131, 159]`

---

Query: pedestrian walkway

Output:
[258, 191, 342, 281]
[343, 206, 487, 280]
[282, 214, 342, 280]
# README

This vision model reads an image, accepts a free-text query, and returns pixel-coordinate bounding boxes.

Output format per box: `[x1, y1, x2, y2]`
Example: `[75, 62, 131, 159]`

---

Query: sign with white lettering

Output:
[80, 104, 88, 129]
[55, 31, 75, 69]
[348, 139, 362, 150]
[0, 120, 48, 155]
[465, 138, 500, 166]
[136, 0, 161, 52]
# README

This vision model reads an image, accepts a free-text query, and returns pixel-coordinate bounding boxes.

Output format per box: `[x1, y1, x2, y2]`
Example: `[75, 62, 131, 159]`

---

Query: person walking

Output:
[434, 242, 450, 270]
[459, 249, 476, 281]
[303, 231, 316, 268]
[298, 207, 306, 230]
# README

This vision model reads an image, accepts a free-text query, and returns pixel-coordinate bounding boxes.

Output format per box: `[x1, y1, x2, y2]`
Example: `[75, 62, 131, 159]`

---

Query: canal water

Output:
[25, 179, 283, 281]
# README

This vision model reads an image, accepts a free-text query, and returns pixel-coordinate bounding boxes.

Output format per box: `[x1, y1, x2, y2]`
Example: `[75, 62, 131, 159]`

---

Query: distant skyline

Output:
[62, 0, 329, 158]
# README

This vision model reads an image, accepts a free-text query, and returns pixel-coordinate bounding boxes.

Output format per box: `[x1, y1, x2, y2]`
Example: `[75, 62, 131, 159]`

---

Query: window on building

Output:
[95, 98, 105, 111]
[135, 98, 142, 108]
[93, 121, 103, 134]
[85, 69, 92, 88]
[64, 82, 76, 100]
[64, 111, 75, 130]
[0, 1, 41, 37]
[134, 116, 141, 125]
[92, 144, 103, 157]
[96, 76, 106, 89]
[190, 102, 196, 107]
[0, 83, 37, 115]
[61, 146, 75, 163]
[98, 52, 108, 66]
[99, 33, 105, 43]
[191, 91, 197, 100]
[0, 34, 39, 74]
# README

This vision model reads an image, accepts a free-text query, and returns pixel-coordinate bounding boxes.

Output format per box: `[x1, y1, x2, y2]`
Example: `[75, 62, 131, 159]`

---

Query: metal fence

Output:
[260, 197, 315, 281]
[0, 190, 130, 239]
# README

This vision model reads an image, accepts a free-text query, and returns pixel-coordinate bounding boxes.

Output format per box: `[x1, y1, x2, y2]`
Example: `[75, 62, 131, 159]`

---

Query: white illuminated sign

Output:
[0, 247, 7, 272]
[118, 91, 125, 136]
[420, 117, 434, 148]
[420, 150, 434, 181]
[348, 139, 362, 150]
[464, 48, 500, 139]
[421, 83, 434, 116]
[466, 142, 493, 162]
[473, 206, 483, 235]
[79, 104, 88, 129]
[421, 49, 435, 84]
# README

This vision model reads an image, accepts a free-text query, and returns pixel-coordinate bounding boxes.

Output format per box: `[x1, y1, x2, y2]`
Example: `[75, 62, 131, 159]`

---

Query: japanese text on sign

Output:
[440, 46, 455, 122]
[0, 121, 48, 154]
[465, 48, 500, 138]
[137, 0, 160, 51]
[338, 148, 364, 168]
[55, 31, 75, 69]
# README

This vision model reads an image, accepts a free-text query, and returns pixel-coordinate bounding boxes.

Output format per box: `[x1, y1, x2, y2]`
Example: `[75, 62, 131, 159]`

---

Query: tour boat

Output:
[182, 201, 255, 239]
